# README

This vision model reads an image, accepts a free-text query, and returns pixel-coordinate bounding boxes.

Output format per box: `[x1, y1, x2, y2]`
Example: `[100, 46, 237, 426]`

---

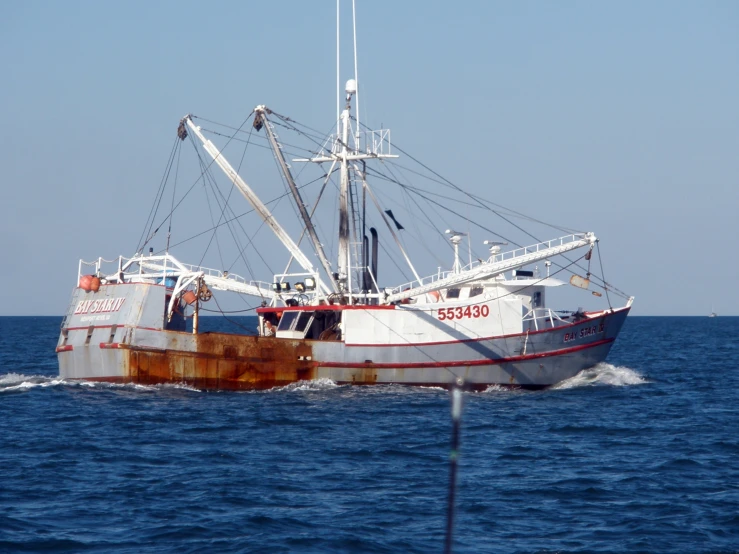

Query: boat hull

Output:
[57, 284, 629, 390]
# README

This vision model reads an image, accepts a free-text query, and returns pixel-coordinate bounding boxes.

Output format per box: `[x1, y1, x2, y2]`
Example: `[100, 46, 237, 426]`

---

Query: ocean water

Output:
[1, 316, 738, 553]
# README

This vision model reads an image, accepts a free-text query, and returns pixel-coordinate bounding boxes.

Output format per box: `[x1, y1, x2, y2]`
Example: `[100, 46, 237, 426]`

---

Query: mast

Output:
[338, 83, 355, 291]
[293, 82, 398, 296]
[352, 0, 360, 149]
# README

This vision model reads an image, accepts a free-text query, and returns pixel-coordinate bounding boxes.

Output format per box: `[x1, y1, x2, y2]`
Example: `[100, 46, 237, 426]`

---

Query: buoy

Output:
[183, 290, 197, 305]
[90, 277, 101, 292]
[78, 275, 93, 291]
[429, 290, 441, 303]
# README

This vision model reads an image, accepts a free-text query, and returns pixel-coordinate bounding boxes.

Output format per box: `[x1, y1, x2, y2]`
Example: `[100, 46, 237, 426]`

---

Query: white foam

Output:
[0, 373, 68, 392]
[0, 372, 35, 385]
[552, 362, 647, 390]
[79, 381, 201, 393]
[270, 378, 340, 392]
[0, 373, 201, 394]
[160, 382, 202, 392]
[482, 384, 509, 393]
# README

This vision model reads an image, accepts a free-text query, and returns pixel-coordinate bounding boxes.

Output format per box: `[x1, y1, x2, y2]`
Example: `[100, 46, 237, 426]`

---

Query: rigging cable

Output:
[597, 241, 613, 310]
[137, 136, 180, 253]
[364, 164, 624, 300]
[196, 152, 228, 271]
[165, 141, 182, 253]
[360, 119, 626, 297]
[186, 132, 272, 287]
[381, 160, 454, 265]
[197, 122, 256, 273]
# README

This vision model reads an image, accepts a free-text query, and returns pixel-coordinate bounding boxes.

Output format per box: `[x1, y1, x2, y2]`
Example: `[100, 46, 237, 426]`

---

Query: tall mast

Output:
[352, 0, 360, 149]
[338, 84, 355, 291]
[336, 0, 340, 136]
[294, 4, 398, 295]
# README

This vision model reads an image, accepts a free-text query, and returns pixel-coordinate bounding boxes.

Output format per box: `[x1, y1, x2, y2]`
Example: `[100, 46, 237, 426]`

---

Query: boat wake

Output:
[0, 373, 67, 393]
[553, 363, 647, 390]
[0, 373, 202, 394]
[269, 378, 341, 393]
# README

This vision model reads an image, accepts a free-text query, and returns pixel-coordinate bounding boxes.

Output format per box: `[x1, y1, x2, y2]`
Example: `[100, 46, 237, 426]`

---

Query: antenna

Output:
[483, 239, 508, 262]
[446, 229, 468, 274]
[336, 0, 340, 136]
[352, 0, 360, 151]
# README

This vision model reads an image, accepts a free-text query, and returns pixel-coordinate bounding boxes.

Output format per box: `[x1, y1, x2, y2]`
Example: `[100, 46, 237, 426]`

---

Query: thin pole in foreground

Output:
[445, 378, 464, 554]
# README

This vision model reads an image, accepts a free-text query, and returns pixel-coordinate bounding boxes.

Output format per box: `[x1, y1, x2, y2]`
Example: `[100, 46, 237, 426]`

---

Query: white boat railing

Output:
[389, 233, 587, 295]
[522, 308, 571, 331]
[77, 254, 272, 293]
[322, 128, 392, 157]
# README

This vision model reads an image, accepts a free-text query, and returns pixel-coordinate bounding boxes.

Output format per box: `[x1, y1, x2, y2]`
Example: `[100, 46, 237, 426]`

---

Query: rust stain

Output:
[125, 332, 316, 390]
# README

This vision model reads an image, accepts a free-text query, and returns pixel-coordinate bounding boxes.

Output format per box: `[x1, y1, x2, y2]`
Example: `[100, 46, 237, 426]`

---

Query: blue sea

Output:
[1, 316, 738, 553]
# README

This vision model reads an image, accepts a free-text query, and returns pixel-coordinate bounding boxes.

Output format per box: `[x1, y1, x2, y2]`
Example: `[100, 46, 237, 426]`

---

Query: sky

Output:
[1, 0, 737, 316]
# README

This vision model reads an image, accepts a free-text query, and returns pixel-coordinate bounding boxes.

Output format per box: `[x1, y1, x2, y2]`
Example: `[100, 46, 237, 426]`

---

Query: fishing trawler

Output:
[56, 10, 633, 390]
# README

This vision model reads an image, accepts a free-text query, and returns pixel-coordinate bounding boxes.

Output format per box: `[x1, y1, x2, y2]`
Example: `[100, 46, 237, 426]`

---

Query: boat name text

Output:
[437, 305, 490, 321]
[74, 297, 126, 315]
[564, 323, 605, 343]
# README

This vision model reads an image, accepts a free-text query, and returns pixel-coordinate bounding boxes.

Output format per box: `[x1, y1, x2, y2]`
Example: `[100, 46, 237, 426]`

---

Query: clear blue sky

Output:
[1, 1, 737, 315]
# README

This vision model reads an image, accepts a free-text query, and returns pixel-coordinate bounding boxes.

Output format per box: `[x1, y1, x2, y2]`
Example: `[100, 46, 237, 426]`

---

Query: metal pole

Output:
[193, 279, 200, 335]
[445, 379, 463, 554]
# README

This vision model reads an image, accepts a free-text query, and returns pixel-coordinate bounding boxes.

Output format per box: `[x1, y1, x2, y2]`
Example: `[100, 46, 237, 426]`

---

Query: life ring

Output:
[428, 290, 440, 303]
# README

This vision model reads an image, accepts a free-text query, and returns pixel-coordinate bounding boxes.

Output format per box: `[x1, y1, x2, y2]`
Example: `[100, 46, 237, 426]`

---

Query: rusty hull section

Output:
[125, 332, 317, 390]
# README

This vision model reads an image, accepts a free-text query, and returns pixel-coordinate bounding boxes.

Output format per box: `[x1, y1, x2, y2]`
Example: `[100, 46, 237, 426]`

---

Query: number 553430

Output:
[437, 305, 489, 320]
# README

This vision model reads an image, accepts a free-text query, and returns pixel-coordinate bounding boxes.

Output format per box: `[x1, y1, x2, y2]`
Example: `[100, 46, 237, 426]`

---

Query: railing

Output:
[322, 129, 392, 156]
[495, 234, 586, 264]
[180, 262, 272, 292]
[388, 233, 587, 295]
[522, 308, 570, 331]
[77, 254, 271, 292]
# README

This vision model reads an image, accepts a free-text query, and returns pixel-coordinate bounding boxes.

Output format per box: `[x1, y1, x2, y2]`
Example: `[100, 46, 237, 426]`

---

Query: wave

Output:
[268, 378, 341, 393]
[0, 373, 202, 394]
[482, 384, 511, 393]
[552, 363, 648, 390]
[0, 373, 67, 393]
[79, 381, 202, 393]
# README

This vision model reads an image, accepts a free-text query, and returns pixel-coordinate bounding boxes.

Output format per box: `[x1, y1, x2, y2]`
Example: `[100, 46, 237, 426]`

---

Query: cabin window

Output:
[276, 310, 315, 335]
[470, 286, 484, 298]
[294, 312, 314, 333]
[446, 288, 461, 299]
[533, 291, 542, 308]
[277, 311, 299, 331]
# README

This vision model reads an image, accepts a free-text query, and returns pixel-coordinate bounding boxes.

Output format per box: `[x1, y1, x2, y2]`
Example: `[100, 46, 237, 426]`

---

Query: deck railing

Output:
[77, 254, 271, 292]
[388, 233, 586, 295]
